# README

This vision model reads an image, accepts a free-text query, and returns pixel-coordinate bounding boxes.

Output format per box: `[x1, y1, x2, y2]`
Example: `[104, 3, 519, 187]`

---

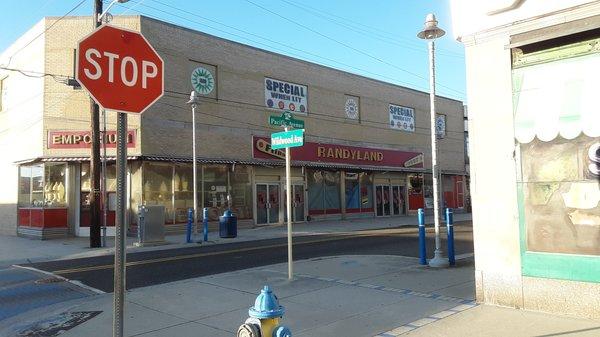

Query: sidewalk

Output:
[3, 254, 596, 337]
[0, 213, 471, 267]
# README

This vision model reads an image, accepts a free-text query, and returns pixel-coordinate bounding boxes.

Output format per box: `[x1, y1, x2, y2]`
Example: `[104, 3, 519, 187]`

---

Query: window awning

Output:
[513, 43, 600, 143]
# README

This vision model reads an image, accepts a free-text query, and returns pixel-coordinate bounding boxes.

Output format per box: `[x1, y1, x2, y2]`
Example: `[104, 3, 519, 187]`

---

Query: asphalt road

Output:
[24, 223, 473, 293]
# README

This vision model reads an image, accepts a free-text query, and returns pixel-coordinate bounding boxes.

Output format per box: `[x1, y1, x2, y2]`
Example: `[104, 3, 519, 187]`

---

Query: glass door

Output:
[256, 184, 268, 225]
[382, 185, 391, 216]
[391, 185, 406, 215]
[376, 185, 392, 216]
[268, 184, 280, 224]
[284, 184, 305, 222]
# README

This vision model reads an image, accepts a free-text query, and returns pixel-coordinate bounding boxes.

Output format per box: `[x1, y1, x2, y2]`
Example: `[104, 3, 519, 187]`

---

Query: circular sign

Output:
[191, 67, 215, 95]
[345, 98, 359, 119]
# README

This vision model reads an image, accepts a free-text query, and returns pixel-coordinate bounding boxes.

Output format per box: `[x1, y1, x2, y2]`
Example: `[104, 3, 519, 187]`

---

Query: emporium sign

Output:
[253, 136, 423, 168]
[48, 130, 136, 149]
[265, 77, 307, 113]
[389, 104, 415, 132]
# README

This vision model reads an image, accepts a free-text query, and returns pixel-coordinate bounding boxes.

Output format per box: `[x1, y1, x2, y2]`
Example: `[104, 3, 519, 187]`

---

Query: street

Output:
[24, 223, 473, 292]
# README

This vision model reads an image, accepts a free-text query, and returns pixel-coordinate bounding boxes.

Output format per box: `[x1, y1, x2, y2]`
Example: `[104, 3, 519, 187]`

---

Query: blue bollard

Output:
[203, 207, 209, 242]
[446, 208, 455, 266]
[418, 208, 427, 265]
[186, 208, 193, 243]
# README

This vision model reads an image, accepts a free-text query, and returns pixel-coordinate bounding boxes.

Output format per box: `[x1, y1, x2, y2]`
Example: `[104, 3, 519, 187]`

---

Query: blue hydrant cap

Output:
[223, 209, 233, 217]
[274, 326, 292, 337]
[248, 285, 285, 319]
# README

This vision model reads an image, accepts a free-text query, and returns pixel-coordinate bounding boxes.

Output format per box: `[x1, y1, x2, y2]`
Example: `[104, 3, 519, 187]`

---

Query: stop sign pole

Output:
[76, 24, 164, 337]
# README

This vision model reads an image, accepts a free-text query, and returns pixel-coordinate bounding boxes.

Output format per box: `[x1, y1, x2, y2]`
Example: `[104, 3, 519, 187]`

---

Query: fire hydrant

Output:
[237, 285, 292, 337]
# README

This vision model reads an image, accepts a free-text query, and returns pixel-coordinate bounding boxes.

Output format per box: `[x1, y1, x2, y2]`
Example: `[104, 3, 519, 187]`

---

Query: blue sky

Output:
[0, 0, 466, 101]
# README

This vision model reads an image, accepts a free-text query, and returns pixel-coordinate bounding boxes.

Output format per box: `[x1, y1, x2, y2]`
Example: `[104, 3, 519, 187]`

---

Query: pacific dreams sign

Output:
[253, 136, 423, 168]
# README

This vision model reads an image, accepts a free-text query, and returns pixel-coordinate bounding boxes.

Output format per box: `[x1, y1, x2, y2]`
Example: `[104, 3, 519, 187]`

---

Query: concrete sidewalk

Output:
[0, 213, 471, 267]
[2, 254, 596, 337]
[2, 255, 476, 337]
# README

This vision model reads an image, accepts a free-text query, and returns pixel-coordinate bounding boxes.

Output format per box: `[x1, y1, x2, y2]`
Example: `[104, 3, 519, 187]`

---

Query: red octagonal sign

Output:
[76, 25, 164, 114]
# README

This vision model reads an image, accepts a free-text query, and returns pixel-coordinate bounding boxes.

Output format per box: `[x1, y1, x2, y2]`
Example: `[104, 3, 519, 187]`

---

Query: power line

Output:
[242, 0, 465, 97]
[0, 64, 465, 140]
[1, 0, 86, 67]
[163, 89, 466, 137]
[277, 0, 464, 60]
[121, 1, 438, 95]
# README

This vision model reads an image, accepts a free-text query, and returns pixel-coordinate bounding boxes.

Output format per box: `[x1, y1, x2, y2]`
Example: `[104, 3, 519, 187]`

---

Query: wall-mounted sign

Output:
[253, 136, 423, 168]
[48, 130, 136, 149]
[345, 96, 359, 120]
[265, 77, 307, 113]
[191, 67, 215, 95]
[436, 114, 446, 138]
[389, 104, 415, 132]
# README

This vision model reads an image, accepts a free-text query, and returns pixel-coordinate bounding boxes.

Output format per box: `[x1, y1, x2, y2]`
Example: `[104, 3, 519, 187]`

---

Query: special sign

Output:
[265, 77, 307, 113]
[76, 25, 164, 114]
[389, 104, 415, 132]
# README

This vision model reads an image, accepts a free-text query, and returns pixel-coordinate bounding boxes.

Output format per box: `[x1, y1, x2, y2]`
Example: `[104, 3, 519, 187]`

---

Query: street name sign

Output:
[271, 129, 305, 149]
[76, 25, 164, 114]
[269, 112, 305, 129]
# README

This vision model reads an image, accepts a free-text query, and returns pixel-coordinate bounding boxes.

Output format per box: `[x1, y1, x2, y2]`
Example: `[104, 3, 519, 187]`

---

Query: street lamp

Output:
[418, 13, 448, 268]
[187, 91, 201, 240]
[98, 0, 130, 23]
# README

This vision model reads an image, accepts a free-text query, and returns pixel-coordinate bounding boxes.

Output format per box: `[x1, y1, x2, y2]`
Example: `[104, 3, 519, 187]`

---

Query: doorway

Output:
[284, 184, 305, 222]
[375, 185, 391, 216]
[391, 185, 406, 215]
[256, 183, 280, 225]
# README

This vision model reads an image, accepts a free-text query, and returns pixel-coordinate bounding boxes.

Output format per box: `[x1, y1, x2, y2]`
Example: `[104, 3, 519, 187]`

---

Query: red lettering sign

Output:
[47, 130, 136, 149]
[253, 136, 423, 168]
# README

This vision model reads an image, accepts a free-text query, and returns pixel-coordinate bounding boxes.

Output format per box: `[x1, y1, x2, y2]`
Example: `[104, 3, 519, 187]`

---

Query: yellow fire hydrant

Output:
[237, 285, 292, 337]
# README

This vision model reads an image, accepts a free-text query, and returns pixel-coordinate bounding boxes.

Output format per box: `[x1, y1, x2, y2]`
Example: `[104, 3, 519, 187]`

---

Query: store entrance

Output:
[391, 185, 406, 216]
[375, 185, 391, 216]
[284, 184, 305, 223]
[256, 183, 280, 225]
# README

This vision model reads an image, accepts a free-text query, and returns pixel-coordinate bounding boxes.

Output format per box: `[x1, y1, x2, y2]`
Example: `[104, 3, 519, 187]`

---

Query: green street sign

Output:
[271, 129, 304, 149]
[268, 112, 305, 129]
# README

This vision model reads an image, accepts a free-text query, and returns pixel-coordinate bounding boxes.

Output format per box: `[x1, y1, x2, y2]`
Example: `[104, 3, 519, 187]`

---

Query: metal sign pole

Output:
[285, 125, 293, 280]
[101, 108, 108, 247]
[192, 102, 199, 237]
[113, 111, 127, 337]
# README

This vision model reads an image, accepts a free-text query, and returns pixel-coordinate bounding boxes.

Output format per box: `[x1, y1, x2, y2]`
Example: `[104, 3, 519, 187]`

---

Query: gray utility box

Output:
[135, 205, 167, 247]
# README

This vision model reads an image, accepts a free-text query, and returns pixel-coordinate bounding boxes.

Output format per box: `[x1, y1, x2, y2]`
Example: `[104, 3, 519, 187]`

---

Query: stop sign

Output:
[76, 25, 164, 114]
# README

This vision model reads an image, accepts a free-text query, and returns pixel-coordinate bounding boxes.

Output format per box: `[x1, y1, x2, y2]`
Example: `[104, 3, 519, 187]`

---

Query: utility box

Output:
[135, 205, 167, 247]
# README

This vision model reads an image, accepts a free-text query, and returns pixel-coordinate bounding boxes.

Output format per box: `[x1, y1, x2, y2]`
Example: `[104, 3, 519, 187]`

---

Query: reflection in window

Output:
[230, 165, 252, 220]
[308, 169, 340, 214]
[143, 162, 173, 224]
[203, 165, 228, 221]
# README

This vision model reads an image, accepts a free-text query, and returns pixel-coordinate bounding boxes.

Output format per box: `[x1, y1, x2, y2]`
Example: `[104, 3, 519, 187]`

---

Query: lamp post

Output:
[187, 91, 201, 239]
[418, 13, 448, 268]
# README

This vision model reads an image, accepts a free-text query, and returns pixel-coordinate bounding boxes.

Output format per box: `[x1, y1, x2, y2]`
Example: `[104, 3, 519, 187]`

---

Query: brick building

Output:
[0, 16, 466, 238]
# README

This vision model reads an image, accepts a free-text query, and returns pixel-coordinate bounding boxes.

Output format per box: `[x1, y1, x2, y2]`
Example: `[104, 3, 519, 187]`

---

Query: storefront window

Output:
[143, 162, 174, 224]
[512, 36, 600, 258]
[308, 169, 341, 215]
[230, 165, 252, 220]
[173, 164, 193, 223]
[18, 164, 43, 206]
[408, 173, 424, 210]
[203, 165, 228, 221]
[359, 172, 373, 211]
[345, 172, 373, 212]
[423, 174, 433, 209]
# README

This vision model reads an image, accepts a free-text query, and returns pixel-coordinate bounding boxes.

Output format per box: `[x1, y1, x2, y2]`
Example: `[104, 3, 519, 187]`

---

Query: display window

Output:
[18, 163, 67, 207]
[307, 169, 341, 215]
[345, 172, 374, 213]
[512, 34, 600, 282]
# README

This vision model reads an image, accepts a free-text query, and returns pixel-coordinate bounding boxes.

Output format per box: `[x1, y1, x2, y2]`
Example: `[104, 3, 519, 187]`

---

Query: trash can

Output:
[219, 209, 237, 238]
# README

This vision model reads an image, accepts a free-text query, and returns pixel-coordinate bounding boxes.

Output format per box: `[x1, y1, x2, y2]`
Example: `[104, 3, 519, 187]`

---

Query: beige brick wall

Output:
[0, 20, 46, 234]
[43, 16, 142, 157]
[137, 16, 465, 172]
